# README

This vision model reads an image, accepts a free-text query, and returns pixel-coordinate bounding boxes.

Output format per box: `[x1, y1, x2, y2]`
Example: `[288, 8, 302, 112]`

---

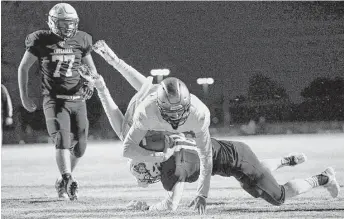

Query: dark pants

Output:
[43, 96, 89, 158]
[232, 142, 285, 206]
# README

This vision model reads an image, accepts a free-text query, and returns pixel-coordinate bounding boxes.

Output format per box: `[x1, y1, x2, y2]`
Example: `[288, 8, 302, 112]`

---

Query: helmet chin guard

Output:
[48, 3, 79, 40]
[157, 77, 191, 130]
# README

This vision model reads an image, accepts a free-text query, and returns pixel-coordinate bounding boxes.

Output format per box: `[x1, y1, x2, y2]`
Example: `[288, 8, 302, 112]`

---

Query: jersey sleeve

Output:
[192, 104, 213, 198]
[122, 110, 165, 162]
[82, 33, 93, 57]
[25, 32, 40, 57]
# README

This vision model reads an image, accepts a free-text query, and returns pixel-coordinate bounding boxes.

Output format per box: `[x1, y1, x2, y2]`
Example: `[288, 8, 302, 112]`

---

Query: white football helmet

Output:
[128, 160, 162, 187]
[48, 3, 79, 39]
[157, 77, 191, 130]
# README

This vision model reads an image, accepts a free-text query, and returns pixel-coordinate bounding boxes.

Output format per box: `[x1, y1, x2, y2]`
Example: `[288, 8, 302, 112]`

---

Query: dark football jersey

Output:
[160, 138, 240, 191]
[25, 30, 92, 95]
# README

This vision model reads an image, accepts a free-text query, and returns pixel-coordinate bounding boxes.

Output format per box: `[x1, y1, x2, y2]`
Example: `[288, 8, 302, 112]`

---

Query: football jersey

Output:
[25, 30, 92, 95]
[161, 138, 240, 191]
[123, 91, 213, 197]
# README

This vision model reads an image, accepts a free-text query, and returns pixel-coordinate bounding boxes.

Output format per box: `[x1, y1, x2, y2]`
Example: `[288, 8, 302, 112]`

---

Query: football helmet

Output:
[48, 3, 79, 39]
[157, 77, 191, 130]
[128, 160, 162, 187]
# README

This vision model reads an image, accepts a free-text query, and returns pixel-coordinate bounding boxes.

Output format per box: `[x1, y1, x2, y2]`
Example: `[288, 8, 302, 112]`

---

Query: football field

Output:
[2, 134, 344, 219]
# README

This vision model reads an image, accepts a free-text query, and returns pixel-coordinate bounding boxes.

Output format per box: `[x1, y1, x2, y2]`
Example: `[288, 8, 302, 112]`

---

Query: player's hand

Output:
[82, 82, 94, 100]
[92, 40, 120, 64]
[126, 200, 150, 211]
[188, 195, 206, 215]
[77, 64, 106, 90]
[21, 96, 37, 112]
[5, 117, 13, 126]
[163, 145, 177, 161]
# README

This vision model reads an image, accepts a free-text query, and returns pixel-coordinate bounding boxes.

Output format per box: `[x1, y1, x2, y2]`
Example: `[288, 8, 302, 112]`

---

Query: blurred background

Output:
[1, 1, 344, 144]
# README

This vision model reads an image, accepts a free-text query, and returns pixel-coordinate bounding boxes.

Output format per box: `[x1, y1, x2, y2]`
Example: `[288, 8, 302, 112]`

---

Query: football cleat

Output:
[92, 40, 119, 64]
[65, 176, 79, 201]
[55, 177, 68, 199]
[281, 153, 307, 166]
[322, 167, 340, 198]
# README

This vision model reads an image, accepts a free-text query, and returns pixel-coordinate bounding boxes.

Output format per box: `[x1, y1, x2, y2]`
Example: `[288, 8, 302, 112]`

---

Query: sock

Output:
[62, 173, 72, 181]
[305, 174, 329, 187]
[70, 154, 80, 172]
[56, 149, 72, 176]
[284, 174, 329, 200]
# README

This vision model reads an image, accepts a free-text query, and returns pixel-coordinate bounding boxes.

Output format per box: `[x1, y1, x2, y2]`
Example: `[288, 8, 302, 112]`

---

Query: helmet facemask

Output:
[158, 103, 191, 130]
[157, 77, 191, 130]
[48, 16, 79, 39]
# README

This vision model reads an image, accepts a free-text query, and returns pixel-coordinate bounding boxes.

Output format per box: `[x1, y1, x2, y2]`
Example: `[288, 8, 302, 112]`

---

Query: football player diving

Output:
[91, 40, 212, 214]
[18, 3, 98, 201]
[78, 41, 340, 213]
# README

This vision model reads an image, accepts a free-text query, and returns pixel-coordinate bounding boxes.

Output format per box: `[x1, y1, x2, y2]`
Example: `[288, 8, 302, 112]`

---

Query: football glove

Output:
[77, 64, 106, 90]
[82, 81, 94, 100]
[126, 200, 149, 211]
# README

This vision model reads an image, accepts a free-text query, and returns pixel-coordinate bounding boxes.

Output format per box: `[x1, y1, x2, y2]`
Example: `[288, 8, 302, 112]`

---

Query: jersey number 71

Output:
[52, 54, 75, 77]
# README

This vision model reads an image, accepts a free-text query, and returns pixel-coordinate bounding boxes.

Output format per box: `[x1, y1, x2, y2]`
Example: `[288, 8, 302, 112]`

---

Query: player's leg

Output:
[236, 143, 340, 206]
[66, 100, 90, 201]
[260, 153, 307, 172]
[43, 97, 71, 199]
[234, 142, 286, 205]
[92, 40, 147, 91]
[283, 167, 340, 199]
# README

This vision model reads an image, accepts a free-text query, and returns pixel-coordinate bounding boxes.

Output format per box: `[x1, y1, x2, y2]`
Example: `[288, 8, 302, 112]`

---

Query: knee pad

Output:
[52, 130, 71, 150]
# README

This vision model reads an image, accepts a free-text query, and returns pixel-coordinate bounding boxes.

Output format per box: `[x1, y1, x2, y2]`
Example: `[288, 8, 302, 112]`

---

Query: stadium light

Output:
[150, 69, 170, 83]
[197, 78, 214, 85]
[197, 77, 214, 98]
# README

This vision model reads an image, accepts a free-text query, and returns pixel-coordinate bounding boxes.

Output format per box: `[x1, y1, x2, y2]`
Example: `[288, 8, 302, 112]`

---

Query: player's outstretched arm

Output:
[18, 51, 38, 112]
[123, 125, 168, 162]
[189, 105, 213, 215]
[126, 180, 185, 211]
[78, 64, 124, 140]
[149, 181, 185, 211]
[92, 40, 147, 92]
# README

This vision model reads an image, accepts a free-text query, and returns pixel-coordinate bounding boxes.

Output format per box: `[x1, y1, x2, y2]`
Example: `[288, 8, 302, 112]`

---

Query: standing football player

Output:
[78, 63, 340, 212]
[18, 3, 97, 201]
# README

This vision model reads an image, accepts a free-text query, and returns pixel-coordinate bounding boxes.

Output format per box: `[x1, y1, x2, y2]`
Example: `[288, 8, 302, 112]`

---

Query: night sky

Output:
[2, 1, 344, 109]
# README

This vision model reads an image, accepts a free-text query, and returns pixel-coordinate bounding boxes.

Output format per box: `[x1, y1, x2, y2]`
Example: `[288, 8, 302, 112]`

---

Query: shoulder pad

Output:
[25, 30, 49, 48]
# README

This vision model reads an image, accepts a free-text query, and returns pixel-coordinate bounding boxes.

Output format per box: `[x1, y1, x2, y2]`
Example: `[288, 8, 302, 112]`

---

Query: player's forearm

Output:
[195, 133, 213, 198]
[18, 67, 29, 99]
[123, 142, 165, 162]
[123, 125, 166, 162]
[96, 86, 124, 141]
[197, 154, 212, 198]
[6, 96, 13, 118]
[149, 182, 184, 211]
